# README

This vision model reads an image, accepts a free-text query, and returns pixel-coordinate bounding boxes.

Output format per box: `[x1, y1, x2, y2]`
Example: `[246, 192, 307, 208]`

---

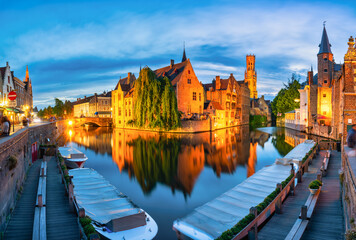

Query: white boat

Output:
[69, 168, 158, 240]
[58, 147, 88, 169]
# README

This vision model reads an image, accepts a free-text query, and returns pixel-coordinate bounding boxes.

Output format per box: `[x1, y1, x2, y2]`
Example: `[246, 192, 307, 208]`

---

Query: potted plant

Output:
[308, 180, 322, 194]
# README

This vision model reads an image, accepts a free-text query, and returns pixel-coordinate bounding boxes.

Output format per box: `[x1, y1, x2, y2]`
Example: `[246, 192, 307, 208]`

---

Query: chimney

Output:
[84, 96, 86, 99]
[216, 76, 221, 90]
[128, 72, 131, 79]
[308, 66, 314, 86]
[170, 59, 174, 68]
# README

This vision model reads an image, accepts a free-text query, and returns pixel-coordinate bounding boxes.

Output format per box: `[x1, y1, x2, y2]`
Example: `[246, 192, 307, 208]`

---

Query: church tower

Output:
[244, 54, 257, 99]
[317, 25, 333, 125]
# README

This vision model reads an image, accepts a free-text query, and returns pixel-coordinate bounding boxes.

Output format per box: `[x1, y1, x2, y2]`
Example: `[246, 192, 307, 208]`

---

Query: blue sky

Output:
[1, 0, 355, 109]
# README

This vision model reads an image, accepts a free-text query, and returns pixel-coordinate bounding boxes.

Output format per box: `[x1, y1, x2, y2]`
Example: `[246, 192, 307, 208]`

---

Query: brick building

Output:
[154, 55, 205, 117]
[204, 73, 250, 128]
[245, 55, 258, 99]
[112, 72, 136, 127]
[250, 95, 272, 122]
[72, 91, 112, 118]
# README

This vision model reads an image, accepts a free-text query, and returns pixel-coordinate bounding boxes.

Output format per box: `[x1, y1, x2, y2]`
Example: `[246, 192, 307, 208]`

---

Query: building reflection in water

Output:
[63, 125, 298, 197]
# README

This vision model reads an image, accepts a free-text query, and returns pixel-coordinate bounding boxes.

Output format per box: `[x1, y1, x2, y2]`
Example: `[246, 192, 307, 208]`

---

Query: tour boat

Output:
[58, 147, 88, 169]
[69, 168, 158, 240]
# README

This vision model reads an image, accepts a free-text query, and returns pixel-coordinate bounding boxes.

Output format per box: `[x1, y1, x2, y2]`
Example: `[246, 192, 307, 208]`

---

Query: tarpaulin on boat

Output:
[173, 140, 315, 240]
[69, 168, 146, 230]
[59, 147, 85, 159]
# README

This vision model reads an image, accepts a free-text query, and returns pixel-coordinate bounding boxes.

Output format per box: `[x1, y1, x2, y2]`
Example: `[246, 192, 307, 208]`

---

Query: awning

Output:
[5, 107, 21, 113]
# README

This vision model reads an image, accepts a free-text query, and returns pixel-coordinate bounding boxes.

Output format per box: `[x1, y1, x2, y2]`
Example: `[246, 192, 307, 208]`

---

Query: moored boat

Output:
[69, 168, 158, 240]
[58, 147, 88, 169]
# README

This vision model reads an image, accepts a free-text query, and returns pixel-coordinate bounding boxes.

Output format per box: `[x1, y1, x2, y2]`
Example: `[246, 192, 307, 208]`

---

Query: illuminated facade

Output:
[244, 55, 258, 99]
[73, 91, 112, 118]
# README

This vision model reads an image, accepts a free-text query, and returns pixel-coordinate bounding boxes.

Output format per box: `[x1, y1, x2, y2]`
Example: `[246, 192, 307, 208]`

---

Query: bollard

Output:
[290, 164, 295, 196]
[275, 183, 283, 214]
[297, 170, 302, 184]
[38, 194, 43, 207]
[79, 208, 85, 218]
[317, 173, 322, 182]
[69, 183, 74, 211]
[248, 207, 258, 240]
[301, 206, 307, 220]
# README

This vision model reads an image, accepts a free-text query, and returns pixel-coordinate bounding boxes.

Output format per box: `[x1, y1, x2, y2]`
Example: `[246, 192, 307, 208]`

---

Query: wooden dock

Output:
[4, 156, 80, 239]
[258, 151, 326, 240]
[46, 156, 80, 240]
[4, 160, 41, 240]
[301, 151, 344, 240]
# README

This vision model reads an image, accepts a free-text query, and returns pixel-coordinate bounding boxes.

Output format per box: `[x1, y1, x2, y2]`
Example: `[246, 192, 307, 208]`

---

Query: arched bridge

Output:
[70, 117, 113, 127]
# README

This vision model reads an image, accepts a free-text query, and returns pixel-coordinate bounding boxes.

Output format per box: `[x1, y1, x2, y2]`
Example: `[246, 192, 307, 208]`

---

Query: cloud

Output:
[3, 1, 356, 108]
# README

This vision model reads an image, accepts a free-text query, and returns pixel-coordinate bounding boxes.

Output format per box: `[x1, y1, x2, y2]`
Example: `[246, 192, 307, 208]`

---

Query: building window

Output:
[129, 109, 131, 116]
[119, 120, 121, 124]
[226, 102, 230, 109]
[210, 105, 212, 109]
[199, 93, 201, 101]
[193, 92, 196, 101]
[8, 76, 10, 83]
[188, 70, 191, 74]
[188, 79, 191, 84]
[199, 105, 202, 114]
[324, 57, 327, 61]
[324, 80, 327, 84]
[323, 94, 326, 98]
[225, 112, 228, 117]
[323, 111, 326, 115]
[125, 109, 127, 116]
[324, 69, 327, 72]
[231, 112, 234, 117]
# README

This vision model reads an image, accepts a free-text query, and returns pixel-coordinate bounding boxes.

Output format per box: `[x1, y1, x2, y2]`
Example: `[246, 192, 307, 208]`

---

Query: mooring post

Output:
[290, 164, 295, 196]
[69, 182, 74, 211]
[38, 194, 43, 207]
[79, 208, 85, 218]
[317, 173, 322, 182]
[301, 206, 307, 220]
[248, 207, 258, 240]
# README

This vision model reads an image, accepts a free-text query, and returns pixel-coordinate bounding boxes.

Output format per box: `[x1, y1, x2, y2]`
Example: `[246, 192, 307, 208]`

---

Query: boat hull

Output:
[94, 211, 158, 240]
[64, 158, 87, 169]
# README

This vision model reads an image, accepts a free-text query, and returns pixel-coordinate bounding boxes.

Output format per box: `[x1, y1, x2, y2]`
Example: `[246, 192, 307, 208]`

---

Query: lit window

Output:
[199, 93, 201, 101]
[193, 92, 196, 101]
[323, 94, 326, 98]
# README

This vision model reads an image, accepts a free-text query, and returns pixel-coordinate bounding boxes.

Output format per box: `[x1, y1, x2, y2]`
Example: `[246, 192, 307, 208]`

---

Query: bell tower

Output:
[244, 54, 257, 99]
[317, 24, 333, 87]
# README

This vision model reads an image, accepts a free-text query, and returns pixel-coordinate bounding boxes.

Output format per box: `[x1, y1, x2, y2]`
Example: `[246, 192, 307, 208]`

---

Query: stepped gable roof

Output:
[125, 88, 134, 98]
[210, 101, 223, 110]
[154, 60, 188, 86]
[318, 26, 332, 54]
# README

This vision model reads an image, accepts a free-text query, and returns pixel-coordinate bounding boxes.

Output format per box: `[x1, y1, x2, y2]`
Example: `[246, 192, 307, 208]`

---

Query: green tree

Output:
[53, 98, 64, 117]
[133, 67, 181, 130]
[271, 73, 301, 117]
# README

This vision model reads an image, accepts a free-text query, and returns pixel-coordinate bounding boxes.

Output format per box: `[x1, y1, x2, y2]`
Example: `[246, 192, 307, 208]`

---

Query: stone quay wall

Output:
[0, 123, 57, 231]
[342, 147, 356, 231]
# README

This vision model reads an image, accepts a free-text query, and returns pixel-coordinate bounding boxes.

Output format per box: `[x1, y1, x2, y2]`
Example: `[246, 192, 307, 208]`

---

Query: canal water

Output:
[61, 126, 306, 239]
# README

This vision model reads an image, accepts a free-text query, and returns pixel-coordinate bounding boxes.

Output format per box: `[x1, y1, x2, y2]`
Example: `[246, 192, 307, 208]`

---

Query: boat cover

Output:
[173, 140, 315, 240]
[59, 147, 86, 159]
[69, 168, 143, 225]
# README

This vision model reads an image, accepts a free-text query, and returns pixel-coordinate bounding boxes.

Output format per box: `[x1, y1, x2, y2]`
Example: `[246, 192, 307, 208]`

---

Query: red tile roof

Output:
[210, 101, 223, 110]
[154, 61, 188, 86]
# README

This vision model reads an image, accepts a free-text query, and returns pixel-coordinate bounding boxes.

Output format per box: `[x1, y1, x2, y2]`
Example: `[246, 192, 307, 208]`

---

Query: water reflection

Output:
[61, 126, 300, 197]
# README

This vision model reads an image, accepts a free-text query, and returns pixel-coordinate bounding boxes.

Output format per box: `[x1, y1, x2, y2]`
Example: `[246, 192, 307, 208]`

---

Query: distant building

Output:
[0, 63, 33, 117]
[204, 73, 250, 128]
[72, 91, 112, 118]
[112, 72, 136, 127]
[250, 95, 271, 122]
[245, 55, 258, 99]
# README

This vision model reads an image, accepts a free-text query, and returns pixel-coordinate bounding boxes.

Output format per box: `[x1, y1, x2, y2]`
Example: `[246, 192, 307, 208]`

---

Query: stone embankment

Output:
[0, 122, 57, 232]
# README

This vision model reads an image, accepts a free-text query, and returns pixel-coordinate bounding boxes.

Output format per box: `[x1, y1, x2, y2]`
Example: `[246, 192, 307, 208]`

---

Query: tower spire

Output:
[25, 65, 29, 82]
[318, 23, 332, 54]
[182, 42, 187, 62]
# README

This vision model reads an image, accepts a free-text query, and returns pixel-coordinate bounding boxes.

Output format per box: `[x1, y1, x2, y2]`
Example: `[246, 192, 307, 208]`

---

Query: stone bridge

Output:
[71, 117, 112, 127]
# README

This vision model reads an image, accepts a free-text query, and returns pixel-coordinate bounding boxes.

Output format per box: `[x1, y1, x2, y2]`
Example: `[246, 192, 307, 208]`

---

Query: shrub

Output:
[80, 217, 91, 226]
[309, 180, 322, 189]
[345, 228, 356, 240]
[7, 156, 18, 171]
[83, 224, 95, 237]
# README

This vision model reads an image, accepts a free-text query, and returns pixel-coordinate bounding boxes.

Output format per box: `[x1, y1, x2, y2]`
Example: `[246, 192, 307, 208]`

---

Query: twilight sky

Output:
[1, 0, 355, 109]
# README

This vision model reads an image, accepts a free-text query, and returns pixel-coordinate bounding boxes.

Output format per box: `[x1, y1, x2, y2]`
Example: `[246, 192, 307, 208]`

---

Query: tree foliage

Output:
[37, 98, 73, 119]
[133, 67, 181, 130]
[271, 73, 301, 117]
